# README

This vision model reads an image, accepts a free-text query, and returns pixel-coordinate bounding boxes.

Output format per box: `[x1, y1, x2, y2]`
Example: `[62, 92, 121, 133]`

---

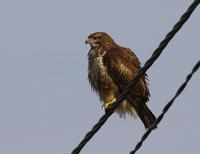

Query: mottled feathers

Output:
[86, 32, 156, 128]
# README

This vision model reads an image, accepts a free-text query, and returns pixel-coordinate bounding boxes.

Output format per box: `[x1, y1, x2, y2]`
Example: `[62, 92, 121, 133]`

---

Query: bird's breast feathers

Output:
[88, 49, 118, 100]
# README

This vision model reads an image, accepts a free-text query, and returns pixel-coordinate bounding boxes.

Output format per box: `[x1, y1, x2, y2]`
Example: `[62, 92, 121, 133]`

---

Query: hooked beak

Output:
[85, 38, 89, 45]
[85, 37, 99, 47]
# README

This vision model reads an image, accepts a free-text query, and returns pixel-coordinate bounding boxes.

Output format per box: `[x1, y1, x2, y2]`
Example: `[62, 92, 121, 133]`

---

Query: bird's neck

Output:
[88, 46, 105, 58]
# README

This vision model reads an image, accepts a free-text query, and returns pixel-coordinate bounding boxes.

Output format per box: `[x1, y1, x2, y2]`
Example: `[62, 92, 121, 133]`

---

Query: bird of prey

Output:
[85, 32, 156, 129]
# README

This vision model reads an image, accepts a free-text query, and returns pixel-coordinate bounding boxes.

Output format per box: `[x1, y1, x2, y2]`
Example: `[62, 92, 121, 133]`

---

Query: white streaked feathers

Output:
[88, 49, 138, 118]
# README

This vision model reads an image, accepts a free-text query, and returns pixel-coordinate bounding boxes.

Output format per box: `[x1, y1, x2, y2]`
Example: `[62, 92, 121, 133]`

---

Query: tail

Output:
[140, 103, 157, 129]
[127, 96, 156, 129]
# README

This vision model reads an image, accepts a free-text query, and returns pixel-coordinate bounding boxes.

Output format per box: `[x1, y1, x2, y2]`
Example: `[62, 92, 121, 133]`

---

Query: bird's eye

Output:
[93, 36, 101, 39]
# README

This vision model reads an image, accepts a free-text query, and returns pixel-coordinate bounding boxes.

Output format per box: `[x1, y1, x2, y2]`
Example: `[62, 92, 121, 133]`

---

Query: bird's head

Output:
[85, 32, 117, 49]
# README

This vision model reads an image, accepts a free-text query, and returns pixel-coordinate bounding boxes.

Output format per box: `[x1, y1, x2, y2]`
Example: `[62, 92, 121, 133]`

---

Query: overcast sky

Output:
[0, 1, 199, 154]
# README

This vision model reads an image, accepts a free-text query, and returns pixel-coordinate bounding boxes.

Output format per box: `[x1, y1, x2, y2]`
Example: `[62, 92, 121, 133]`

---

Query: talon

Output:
[104, 103, 111, 109]
[104, 98, 116, 110]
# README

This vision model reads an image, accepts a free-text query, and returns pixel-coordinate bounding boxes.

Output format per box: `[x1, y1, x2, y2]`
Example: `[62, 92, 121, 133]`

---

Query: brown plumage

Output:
[86, 32, 156, 129]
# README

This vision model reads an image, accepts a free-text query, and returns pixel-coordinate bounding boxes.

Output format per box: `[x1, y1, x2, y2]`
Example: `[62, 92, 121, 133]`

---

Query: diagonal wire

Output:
[130, 60, 200, 154]
[71, 1, 200, 154]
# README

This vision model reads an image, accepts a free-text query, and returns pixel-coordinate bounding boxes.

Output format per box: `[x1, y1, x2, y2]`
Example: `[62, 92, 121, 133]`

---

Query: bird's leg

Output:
[103, 97, 116, 110]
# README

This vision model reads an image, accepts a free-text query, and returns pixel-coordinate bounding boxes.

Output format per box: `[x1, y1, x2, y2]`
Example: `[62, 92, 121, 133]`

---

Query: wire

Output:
[130, 60, 200, 154]
[71, 1, 200, 154]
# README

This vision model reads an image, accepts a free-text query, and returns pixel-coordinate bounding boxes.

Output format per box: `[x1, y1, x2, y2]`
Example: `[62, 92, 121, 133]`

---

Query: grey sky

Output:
[0, 1, 199, 154]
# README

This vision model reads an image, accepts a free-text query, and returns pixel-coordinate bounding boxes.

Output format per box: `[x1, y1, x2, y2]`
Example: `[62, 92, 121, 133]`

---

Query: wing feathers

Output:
[103, 47, 149, 100]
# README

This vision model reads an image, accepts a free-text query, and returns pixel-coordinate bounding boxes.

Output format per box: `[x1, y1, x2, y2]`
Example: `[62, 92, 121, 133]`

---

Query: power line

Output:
[130, 60, 200, 154]
[71, 1, 200, 154]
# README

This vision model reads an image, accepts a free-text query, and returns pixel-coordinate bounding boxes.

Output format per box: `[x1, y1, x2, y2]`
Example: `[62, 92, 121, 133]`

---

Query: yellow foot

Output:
[104, 98, 116, 110]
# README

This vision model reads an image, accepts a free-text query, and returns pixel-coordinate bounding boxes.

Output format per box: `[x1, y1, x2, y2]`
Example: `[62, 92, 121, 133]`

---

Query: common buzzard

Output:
[85, 32, 156, 128]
